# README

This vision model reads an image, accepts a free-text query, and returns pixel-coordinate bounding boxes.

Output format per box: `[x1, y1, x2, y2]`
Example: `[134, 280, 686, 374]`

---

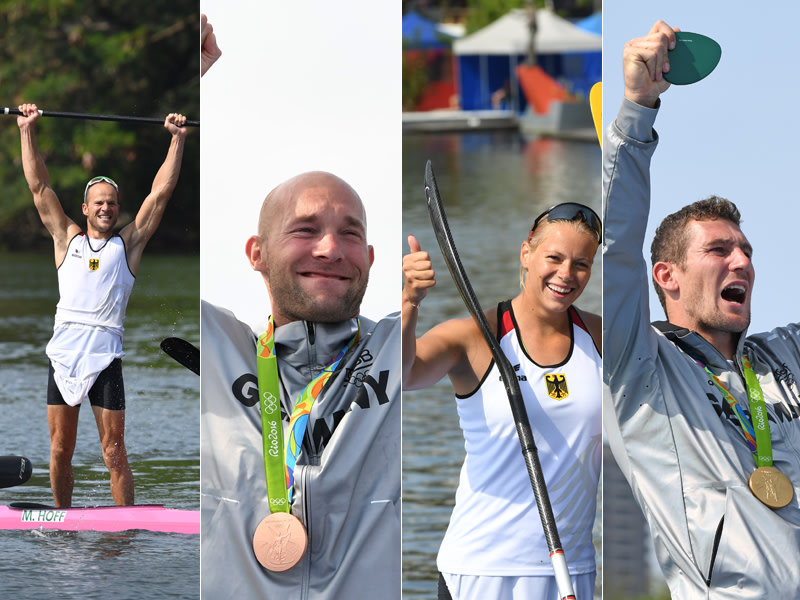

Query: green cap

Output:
[664, 31, 721, 85]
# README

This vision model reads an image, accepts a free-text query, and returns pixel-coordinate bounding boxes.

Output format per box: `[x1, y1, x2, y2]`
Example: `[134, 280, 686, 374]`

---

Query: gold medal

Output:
[252, 512, 307, 571]
[748, 466, 794, 509]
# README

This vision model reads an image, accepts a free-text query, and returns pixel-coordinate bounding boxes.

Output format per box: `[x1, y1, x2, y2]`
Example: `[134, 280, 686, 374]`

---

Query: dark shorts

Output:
[438, 573, 453, 600]
[47, 358, 126, 410]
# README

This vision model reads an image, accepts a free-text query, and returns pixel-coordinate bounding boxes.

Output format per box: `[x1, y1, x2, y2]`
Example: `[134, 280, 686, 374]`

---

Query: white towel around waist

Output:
[46, 323, 124, 406]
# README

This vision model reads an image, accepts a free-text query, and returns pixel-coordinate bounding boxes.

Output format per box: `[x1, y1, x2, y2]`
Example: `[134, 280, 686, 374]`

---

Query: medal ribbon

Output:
[256, 319, 289, 514]
[696, 355, 773, 467]
[741, 356, 773, 468]
[257, 317, 361, 512]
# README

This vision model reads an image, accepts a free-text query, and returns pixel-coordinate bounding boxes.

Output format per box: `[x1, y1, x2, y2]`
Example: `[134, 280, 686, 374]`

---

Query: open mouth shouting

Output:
[720, 283, 746, 305]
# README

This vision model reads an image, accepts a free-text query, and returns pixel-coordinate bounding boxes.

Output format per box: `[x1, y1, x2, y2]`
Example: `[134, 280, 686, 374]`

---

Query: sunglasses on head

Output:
[84, 176, 119, 203]
[528, 202, 602, 242]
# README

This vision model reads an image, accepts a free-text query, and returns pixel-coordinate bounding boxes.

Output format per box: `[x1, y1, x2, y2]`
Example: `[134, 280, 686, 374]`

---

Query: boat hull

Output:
[0, 503, 199, 534]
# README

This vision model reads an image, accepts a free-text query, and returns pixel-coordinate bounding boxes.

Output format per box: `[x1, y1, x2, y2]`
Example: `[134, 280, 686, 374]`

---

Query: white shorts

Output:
[441, 571, 595, 600]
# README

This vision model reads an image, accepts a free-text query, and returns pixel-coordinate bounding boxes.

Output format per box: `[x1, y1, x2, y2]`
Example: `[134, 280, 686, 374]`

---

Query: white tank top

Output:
[54, 233, 135, 333]
[45, 233, 135, 406]
[437, 302, 601, 576]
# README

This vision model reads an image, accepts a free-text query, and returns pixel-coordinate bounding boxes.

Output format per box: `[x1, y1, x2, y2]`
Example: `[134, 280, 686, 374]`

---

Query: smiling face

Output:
[82, 182, 119, 237]
[660, 218, 754, 351]
[520, 221, 597, 314]
[246, 172, 374, 326]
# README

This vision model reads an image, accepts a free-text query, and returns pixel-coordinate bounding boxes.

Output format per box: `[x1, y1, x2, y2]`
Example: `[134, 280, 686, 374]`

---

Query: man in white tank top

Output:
[17, 103, 188, 508]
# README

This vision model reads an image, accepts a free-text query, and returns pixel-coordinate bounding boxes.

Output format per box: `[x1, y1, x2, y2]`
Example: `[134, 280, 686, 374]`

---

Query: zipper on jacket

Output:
[705, 516, 724, 586]
[297, 463, 312, 600]
[301, 320, 318, 456]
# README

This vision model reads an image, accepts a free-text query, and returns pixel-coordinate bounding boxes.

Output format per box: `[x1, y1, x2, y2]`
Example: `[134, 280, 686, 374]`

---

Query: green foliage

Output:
[0, 0, 199, 252]
[465, 0, 531, 33]
[463, 0, 595, 33]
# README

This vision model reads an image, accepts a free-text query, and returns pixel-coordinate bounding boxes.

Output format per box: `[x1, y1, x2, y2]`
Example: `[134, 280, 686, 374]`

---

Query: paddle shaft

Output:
[423, 160, 576, 600]
[3, 107, 199, 127]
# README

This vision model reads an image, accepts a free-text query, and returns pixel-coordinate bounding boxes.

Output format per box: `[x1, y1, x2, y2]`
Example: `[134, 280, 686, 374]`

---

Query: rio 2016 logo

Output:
[261, 392, 279, 415]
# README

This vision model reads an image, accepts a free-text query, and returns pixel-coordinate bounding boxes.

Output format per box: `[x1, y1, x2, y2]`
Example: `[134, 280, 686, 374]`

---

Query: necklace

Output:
[86, 236, 110, 253]
[86, 236, 111, 271]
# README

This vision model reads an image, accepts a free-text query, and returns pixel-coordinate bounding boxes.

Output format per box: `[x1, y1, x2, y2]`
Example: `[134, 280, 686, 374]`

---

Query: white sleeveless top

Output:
[45, 233, 135, 406]
[437, 302, 601, 576]
[53, 233, 135, 331]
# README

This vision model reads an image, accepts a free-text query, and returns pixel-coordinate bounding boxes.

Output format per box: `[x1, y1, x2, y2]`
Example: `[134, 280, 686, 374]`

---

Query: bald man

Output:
[201, 172, 400, 598]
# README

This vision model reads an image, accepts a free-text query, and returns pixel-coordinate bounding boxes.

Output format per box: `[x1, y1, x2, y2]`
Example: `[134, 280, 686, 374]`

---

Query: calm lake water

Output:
[402, 131, 601, 599]
[0, 253, 199, 600]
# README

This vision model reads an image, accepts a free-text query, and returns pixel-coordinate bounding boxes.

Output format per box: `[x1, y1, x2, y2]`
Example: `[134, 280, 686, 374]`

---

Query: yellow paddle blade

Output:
[590, 81, 602, 148]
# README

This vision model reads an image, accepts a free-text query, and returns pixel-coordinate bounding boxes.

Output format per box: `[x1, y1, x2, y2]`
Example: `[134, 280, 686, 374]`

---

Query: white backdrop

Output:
[200, 1, 401, 332]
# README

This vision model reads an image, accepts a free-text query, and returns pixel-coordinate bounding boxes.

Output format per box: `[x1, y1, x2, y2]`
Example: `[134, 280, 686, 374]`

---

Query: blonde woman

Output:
[402, 203, 602, 600]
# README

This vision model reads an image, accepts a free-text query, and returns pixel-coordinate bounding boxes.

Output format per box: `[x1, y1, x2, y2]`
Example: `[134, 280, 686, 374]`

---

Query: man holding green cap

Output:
[17, 102, 188, 508]
[603, 21, 800, 598]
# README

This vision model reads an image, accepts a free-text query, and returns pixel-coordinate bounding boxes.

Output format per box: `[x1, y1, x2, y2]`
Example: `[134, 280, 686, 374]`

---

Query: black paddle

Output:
[160, 337, 200, 375]
[0, 456, 33, 489]
[3, 107, 199, 127]
[423, 160, 576, 599]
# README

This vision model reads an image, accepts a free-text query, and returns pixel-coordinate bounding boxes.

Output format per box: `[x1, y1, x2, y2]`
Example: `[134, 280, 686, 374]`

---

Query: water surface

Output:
[0, 253, 199, 600]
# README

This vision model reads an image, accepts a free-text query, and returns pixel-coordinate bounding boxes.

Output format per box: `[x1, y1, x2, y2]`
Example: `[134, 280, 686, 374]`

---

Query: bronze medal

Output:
[252, 512, 307, 571]
[748, 466, 794, 509]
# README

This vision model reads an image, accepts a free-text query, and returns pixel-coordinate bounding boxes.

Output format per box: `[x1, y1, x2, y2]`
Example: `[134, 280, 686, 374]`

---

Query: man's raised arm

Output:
[122, 112, 188, 274]
[17, 103, 79, 262]
[603, 21, 676, 376]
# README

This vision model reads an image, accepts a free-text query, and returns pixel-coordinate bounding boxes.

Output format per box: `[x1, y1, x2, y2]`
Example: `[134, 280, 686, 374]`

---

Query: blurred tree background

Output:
[402, 0, 599, 28]
[0, 0, 199, 252]
[402, 0, 599, 111]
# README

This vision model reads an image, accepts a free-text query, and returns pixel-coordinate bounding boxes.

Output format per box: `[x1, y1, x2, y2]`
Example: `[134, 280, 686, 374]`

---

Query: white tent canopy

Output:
[453, 8, 601, 56]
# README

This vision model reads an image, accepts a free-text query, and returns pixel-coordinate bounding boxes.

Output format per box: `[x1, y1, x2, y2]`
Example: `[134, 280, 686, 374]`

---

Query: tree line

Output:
[0, 0, 199, 252]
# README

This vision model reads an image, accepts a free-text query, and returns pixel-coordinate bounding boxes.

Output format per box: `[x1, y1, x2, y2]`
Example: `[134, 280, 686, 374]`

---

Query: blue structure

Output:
[453, 9, 601, 113]
[576, 12, 602, 36]
[402, 11, 454, 49]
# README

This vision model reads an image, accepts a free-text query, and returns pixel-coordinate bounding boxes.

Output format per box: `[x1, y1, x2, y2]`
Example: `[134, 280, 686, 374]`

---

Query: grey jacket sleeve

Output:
[602, 98, 660, 383]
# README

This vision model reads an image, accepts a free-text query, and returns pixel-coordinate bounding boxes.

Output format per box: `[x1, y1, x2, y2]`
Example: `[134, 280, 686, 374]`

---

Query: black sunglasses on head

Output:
[528, 202, 602, 242]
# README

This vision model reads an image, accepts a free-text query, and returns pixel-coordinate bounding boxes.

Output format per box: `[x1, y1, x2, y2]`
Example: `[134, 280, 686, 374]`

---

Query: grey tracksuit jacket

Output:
[603, 99, 800, 599]
[200, 301, 401, 599]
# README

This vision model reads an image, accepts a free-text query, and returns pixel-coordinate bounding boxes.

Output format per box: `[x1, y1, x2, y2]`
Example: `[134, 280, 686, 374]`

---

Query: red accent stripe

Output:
[569, 306, 588, 333]
[500, 307, 514, 338]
